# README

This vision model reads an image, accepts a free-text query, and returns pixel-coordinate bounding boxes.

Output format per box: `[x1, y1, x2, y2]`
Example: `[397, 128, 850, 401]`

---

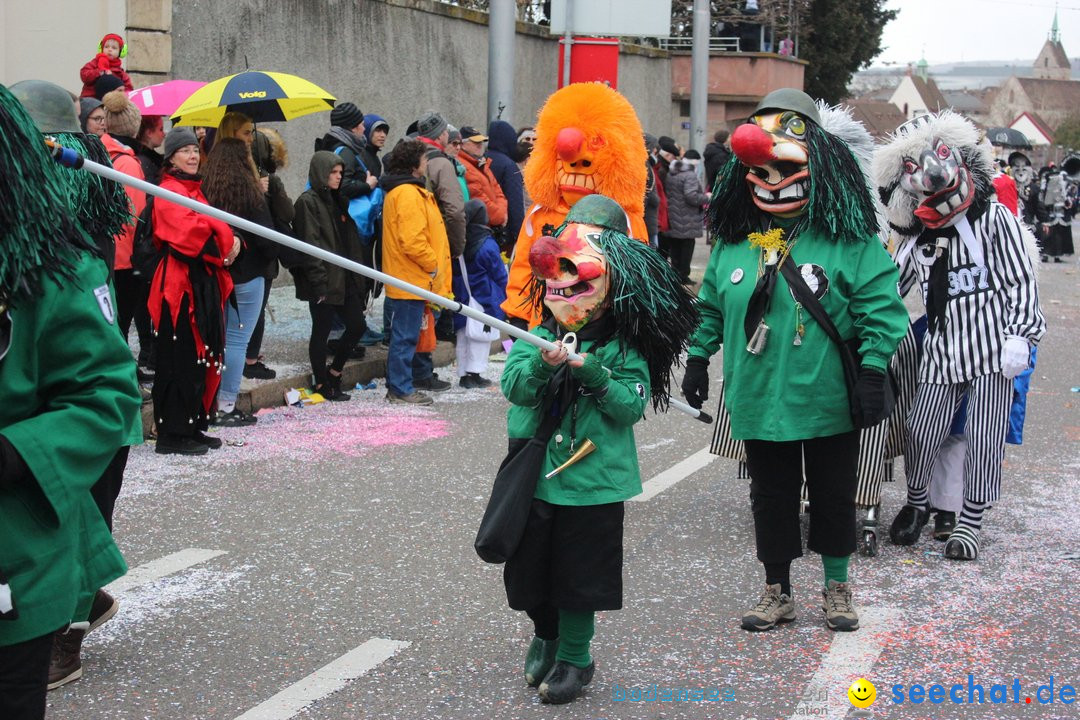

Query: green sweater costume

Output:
[688, 227, 908, 442]
[502, 324, 648, 506]
[0, 252, 140, 646]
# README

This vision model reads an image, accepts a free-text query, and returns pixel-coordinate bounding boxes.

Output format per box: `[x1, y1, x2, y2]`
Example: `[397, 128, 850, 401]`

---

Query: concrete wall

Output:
[171, 0, 672, 194]
[1, 0, 126, 93]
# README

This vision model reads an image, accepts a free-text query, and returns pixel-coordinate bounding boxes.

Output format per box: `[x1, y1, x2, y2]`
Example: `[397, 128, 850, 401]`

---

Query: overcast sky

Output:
[874, 0, 1076, 66]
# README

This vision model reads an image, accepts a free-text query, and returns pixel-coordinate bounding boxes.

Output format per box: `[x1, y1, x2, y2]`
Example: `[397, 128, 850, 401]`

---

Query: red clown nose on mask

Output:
[731, 123, 775, 167]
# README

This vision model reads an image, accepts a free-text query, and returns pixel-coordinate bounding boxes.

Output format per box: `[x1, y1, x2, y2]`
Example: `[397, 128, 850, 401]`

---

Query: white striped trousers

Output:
[904, 374, 1013, 504]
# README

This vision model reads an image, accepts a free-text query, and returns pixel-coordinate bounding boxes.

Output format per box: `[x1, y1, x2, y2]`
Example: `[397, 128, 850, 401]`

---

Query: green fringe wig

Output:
[707, 120, 879, 246]
[0, 84, 98, 309]
[49, 131, 131, 243]
[526, 224, 700, 411]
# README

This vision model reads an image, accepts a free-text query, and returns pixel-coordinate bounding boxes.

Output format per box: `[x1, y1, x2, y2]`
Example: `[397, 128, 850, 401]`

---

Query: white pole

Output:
[51, 145, 711, 423]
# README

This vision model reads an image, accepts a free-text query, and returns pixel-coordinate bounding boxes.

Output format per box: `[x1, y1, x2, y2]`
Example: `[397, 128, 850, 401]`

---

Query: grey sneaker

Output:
[741, 583, 796, 631]
[821, 580, 859, 631]
[386, 390, 434, 405]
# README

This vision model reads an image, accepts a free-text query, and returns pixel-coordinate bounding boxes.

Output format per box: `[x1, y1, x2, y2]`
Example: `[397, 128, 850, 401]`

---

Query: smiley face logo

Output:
[848, 678, 876, 708]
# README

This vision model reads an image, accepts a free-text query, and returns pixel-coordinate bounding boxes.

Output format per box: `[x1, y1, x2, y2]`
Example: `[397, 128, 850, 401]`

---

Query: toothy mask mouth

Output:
[745, 168, 810, 215]
[913, 167, 973, 229]
[557, 168, 599, 199]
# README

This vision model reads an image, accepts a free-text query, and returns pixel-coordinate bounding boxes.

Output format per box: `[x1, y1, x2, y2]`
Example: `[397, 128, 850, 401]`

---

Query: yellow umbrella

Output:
[171, 70, 335, 127]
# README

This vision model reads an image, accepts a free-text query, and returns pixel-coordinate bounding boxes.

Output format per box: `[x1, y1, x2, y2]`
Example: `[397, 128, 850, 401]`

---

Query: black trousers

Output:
[90, 445, 130, 533]
[113, 269, 153, 365]
[308, 295, 365, 387]
[0, 631, 54, 720]
[245, 273, 274, 361]
[665, 236, 696, 282]
[744, 430, 860, 563]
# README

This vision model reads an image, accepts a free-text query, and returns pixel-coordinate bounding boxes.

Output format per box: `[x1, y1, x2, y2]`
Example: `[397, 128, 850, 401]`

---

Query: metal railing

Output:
[658, 36, 741, 52]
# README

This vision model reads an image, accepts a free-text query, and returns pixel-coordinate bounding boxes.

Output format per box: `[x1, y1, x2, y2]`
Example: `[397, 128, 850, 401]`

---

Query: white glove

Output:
[1001, 336, 1030, 379]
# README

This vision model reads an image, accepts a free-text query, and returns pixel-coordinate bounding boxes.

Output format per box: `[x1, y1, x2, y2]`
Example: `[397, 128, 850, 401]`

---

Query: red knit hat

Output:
[99, 33, 127, 58]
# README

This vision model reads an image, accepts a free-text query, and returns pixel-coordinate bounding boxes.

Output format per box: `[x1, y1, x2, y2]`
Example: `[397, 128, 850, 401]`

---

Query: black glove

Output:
[681, 355, 710, 410]
[854, 366, 887, 426]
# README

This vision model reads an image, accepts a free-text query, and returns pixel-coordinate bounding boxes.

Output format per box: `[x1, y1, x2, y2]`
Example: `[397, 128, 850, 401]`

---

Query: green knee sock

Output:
[555, 609, 595, 668]
[821, 554, 850, 588]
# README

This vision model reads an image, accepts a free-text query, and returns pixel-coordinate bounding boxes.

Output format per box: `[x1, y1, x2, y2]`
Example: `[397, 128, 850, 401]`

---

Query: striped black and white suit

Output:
[895, 203, 1045, 503]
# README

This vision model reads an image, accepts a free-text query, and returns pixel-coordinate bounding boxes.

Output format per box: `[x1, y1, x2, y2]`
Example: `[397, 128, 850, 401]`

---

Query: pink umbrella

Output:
[128, 80, 207, 117]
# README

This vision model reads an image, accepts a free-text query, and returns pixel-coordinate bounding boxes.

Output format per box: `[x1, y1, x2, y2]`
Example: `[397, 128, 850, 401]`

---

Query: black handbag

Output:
[474, 366, 577, 564]
[779, 258, 895, 428]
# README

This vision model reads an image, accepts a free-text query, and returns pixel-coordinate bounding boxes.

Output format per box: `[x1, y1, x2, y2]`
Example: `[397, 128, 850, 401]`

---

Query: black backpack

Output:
[130, 196, 163, 279]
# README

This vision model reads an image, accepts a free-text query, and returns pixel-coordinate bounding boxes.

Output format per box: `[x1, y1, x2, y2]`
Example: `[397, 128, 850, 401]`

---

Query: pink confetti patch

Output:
[210, 404, 450, 461]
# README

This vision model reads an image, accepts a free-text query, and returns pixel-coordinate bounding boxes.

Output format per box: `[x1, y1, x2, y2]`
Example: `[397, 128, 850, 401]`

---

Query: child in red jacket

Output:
[80, 33, 134, 98]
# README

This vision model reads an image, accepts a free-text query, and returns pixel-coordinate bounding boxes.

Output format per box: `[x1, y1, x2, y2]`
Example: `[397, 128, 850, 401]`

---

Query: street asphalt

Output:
[46, 241, 1079, 720]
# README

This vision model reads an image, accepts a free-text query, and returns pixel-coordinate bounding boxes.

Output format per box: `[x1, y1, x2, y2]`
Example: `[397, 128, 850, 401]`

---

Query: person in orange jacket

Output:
[379, 139, 452, 405]
[457, 125, 509, 236]
[502, 83, 649, 329]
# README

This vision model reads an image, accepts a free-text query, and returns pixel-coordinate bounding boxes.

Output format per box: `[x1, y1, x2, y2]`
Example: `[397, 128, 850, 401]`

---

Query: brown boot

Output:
[47, 625, 85, 690]
[88, 588, 119, 633]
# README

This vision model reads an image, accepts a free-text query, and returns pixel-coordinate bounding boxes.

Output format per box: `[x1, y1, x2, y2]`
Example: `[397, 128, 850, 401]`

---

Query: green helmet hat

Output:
[752, 88, 820, 126]
[564, 194, 629, 235]
[8, 79, 80, 134]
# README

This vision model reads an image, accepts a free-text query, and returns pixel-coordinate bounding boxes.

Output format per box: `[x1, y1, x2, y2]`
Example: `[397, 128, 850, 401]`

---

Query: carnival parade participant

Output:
[0, 81, 139, 718]
[498, 194, 697, 704]
[681, 89, 908, 632]
[501, 83, 649, 329]
[875, 112, 1045, 560]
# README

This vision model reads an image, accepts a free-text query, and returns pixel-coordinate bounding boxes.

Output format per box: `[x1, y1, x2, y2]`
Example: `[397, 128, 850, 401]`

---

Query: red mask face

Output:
[529, 223, 609, 331]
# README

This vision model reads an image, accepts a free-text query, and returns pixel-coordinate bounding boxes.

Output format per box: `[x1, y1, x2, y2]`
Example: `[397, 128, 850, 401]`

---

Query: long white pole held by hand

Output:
[49, 142, 711, 423]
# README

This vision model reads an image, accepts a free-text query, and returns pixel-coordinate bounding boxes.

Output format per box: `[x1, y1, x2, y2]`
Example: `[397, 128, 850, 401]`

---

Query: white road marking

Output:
[105, 548, 227, 594]
[234, 638, 411, 720]
[630, 447, 716, 502]
[787, 607, 904, 720]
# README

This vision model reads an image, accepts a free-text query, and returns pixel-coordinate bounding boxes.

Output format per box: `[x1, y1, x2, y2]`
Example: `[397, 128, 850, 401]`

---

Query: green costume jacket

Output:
[502, 324, 649, 506]
[0, 253, 140, 646]
[688, 227, 907, 442]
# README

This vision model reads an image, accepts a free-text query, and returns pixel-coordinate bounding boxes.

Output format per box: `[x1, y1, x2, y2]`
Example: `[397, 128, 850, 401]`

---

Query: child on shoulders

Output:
[80, 33, 134, 98]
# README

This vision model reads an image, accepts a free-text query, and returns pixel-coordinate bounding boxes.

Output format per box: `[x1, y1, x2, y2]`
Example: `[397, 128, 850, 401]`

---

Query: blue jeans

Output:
[384, 297, 425, 396]
[218, 277, 265, 408]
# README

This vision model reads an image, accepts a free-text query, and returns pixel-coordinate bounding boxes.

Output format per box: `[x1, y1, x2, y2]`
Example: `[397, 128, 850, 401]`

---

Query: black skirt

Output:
[503, 499, 625, 612]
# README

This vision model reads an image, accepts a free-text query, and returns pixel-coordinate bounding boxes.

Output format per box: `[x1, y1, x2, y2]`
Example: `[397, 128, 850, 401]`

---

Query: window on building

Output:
[679, 100, 691, 117]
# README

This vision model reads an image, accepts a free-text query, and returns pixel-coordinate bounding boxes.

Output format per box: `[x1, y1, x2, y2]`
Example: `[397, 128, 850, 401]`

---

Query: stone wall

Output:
[170, 0, 673, 194]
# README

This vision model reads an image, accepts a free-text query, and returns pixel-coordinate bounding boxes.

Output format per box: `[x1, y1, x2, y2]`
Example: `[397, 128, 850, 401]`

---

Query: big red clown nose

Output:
[731, 123, 775, 167]
[556, 127, 585, 162]
[529, 233, 564, 279]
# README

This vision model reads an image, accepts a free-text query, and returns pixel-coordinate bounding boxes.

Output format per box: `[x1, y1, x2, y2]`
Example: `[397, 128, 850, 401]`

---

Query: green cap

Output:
[752, 88, 820, 126]
[8, 80, 80, 134]
[564, 194, 628, 234]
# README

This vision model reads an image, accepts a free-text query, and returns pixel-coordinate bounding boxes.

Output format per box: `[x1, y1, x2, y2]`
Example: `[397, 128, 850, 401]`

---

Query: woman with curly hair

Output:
[202, 137, 278, 426]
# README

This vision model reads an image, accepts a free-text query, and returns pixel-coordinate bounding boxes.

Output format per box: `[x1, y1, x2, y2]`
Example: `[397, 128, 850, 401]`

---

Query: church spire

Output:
[1050, 5, 1060, 43]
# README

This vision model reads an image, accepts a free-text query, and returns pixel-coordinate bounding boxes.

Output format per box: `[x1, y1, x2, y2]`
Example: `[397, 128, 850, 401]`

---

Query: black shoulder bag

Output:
[474, 364, 579, 564]
[779, 258, 895, 429]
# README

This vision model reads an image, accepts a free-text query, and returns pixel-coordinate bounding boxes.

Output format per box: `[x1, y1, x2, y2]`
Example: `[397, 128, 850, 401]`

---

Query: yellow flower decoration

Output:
[747, 227, 786, 255]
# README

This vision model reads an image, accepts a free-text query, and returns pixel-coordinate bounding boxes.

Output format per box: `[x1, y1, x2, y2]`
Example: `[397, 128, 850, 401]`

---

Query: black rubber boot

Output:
[538, 660, 595, 704]
[889, 505, 930, 545]
[524, 636, 559, 687]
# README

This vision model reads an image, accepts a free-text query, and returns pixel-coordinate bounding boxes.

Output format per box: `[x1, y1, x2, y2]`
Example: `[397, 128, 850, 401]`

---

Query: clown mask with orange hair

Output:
[503, 83, 649, 327]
